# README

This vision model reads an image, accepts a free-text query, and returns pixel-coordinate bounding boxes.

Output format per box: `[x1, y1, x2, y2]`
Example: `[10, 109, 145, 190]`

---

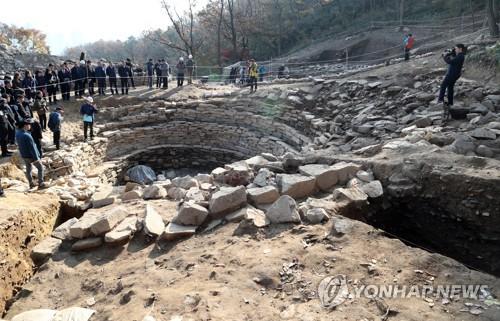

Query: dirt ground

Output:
[4, 199, 500, 321]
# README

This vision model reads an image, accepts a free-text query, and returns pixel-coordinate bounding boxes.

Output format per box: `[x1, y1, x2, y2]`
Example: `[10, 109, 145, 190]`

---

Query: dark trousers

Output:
[53, 130, 60, 149]
[7, 126, 15, 144]
[98, 80, 106, 95]
[61, 83, 70, 100]
[177, 73, 184, 87]
[0, 127, 8, 155]
[109, 78, 118, 94]
[162, 77, 169, 89]
[130, 76, 135, 88]
[439, 74, 459, 106]
[249, 76, 258, 92]
[88, 79, 95, 95]
[187, 70, 193, 84]
[83, 121, 94, 140]
[23, 158, 44, 187]
[34, 139, 43, 158]
[147, 75, 153, 88]
[404, 48, 411, 61]
[38, 113, 47, 130]
[156, 76, 162, 88]
[120, 78, 129, 94]
[74, 80, 83, 97]
[47, 85, 57, 103]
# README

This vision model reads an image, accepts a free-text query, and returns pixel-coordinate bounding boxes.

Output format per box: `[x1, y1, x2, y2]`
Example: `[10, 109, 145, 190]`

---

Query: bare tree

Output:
[226, 0, 238, 59]
[399, 0, 405, 26]
[487, 0, 499, 37]
[145, 0, 201, 56]
[217, 0, 224, 68]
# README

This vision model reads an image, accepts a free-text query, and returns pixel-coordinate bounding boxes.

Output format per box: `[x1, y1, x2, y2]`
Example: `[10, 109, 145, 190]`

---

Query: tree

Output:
[487, 0, 499, 37]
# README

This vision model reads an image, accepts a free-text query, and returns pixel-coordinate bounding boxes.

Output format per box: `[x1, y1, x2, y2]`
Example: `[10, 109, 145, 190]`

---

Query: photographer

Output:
[437, 44, 466, 111]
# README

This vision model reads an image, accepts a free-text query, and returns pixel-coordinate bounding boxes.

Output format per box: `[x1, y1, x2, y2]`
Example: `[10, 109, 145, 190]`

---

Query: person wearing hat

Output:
[0, 97, 14, 157]
[48, 107, 63, 149]
[176, 57, 186, 87]
[186, 55, 196, 85]
[80, 96, 98, 141]
[15, 118, 46, 189]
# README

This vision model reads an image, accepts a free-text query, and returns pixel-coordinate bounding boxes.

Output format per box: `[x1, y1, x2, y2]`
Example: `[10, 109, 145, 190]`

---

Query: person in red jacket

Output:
[404, 33, 415, 61]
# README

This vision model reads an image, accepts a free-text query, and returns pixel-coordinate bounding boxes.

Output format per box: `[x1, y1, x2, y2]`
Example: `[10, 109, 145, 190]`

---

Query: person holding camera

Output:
[438, 44, 466, 112]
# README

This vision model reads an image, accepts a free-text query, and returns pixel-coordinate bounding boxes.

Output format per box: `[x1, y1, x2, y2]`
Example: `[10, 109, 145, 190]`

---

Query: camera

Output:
[442, 48, 456, 57]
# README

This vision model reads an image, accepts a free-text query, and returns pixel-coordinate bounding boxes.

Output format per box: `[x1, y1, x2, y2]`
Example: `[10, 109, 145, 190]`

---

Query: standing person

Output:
[0, 178, 4, 197]
[13, 91, 32, 122]
[160, 59, 170, 89]
[106, 62, 118, 95]
[12, 72, 22, 89]
[1, 94, 17, 146]
[22, 70, 36, 99]
[118, 62, 129, 95]
[58, 62, 72, 101]
[126, 58, 135, 89]
[186, 55, 196, 85]
[80, 96, 98, 141]
[258, 65, 266, 82]
[35, 70, 47, 97]
[248, 59, 259, 93]
[404, 33, 415, 61]
[71, 62, 82, 98]
[45, 64, 58, 104]
[31, 91, 49, 131]
[146, 58, 154, 89]
[155, 60, 162, 88]
[438, 44, 467, 118]
[15, 118, 46, 189]
[86, 60, 96, 96]
[95, 62, 107, 96]
[176, 57, 186, 87]
[48, 106, 63, 150]
[0, 98, 14, 157]
[30, 116, 43, 157]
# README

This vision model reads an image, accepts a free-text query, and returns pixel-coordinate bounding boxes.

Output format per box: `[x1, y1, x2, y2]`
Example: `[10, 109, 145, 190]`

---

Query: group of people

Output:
[147, 55, 197, 89]
[228, 59, 264, 92]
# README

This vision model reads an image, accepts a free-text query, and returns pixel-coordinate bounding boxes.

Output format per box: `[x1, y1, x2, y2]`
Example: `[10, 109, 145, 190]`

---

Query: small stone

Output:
[167, 187, 187, 200]
[360, 180, 384, 198]
[470, 128, 496, 140]
[172, 176, 198, 189]
[143, 185, 167, 200]
[305, 208, 329, 224]
[122, 189, 143, 201]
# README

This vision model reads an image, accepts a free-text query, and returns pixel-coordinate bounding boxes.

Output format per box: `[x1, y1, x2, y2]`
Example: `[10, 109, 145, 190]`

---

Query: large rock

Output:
[470, 128, 496, 140]
[266, 195, 301, 224]
[209, 186, 247, 217]
[162, 223, 197, 241]
[52, 307, 96, 321]
[172, 203, 209, 226]
[11, 309, 57, 321]
[121, 189, 143, 201]
[333, 187, 369, 203]
[105, 216, 140, 243]
[127, 165, 156, 184]
[276, 174, 316, 199]
[195, 173, 213, 184]
[329, 162, 362, 184]
[31, 237, 62, 264]
[52, 217, 79, 240]
[172, 176, 198, 189]
[167, 187, 187, 200]
[143, 185, 167, 200]
[298, 164, 339, 191]
[70, 210, 103, 239]
[247, 186, 280, 205]
[227, 206, 270, 227]
[90, 206, 129, 236]
[360, 180, 384, 198]
[143, 204, 165, 237]
[91, 185, 115, 208]
[253, 168, 274, 187]
[72, 237, 103, 251]
[305, 208, 329, 224]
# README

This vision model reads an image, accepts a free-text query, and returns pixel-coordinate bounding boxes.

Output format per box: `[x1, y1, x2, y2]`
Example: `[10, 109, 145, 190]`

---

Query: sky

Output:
[0, 0, 207, 55]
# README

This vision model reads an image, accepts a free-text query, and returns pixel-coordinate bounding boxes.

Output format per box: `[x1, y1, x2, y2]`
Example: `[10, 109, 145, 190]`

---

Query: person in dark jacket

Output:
[86, 60, 96, 96]
[160, 59, 169, 89]
[21, 70, 36, 99]
[118, 61, 129, 95]
[12, 91, 32, 122]
[71, 62, 83, 98]
[95, 62, 107, 95]
[106, 62, 118, 95]
[45, 64, 58, 104]
[186, 55, 195, 85]
[35, 70, 47, 97]
[176, 57, 186, 87]
[12, 72, 22, 89]
[30, 116, 43, 157]
[146, 58, 154, 89]
[31, 91, 49, 131]
[15, 118, 46, 189]
[0, 98, 14, 157]
[438, 44, 466, 114]
[1, 94, 17, 145]
[155, 60, 162, 88]
[58, 62, 72, 101]
[48, 106, 63, 149]
[80, 96, 98, 141]
[126, 58, 135, 89]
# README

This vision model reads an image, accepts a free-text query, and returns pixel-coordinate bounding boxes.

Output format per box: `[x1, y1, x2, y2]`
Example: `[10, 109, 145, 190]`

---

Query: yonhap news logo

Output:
[317, 274, 490, 309]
